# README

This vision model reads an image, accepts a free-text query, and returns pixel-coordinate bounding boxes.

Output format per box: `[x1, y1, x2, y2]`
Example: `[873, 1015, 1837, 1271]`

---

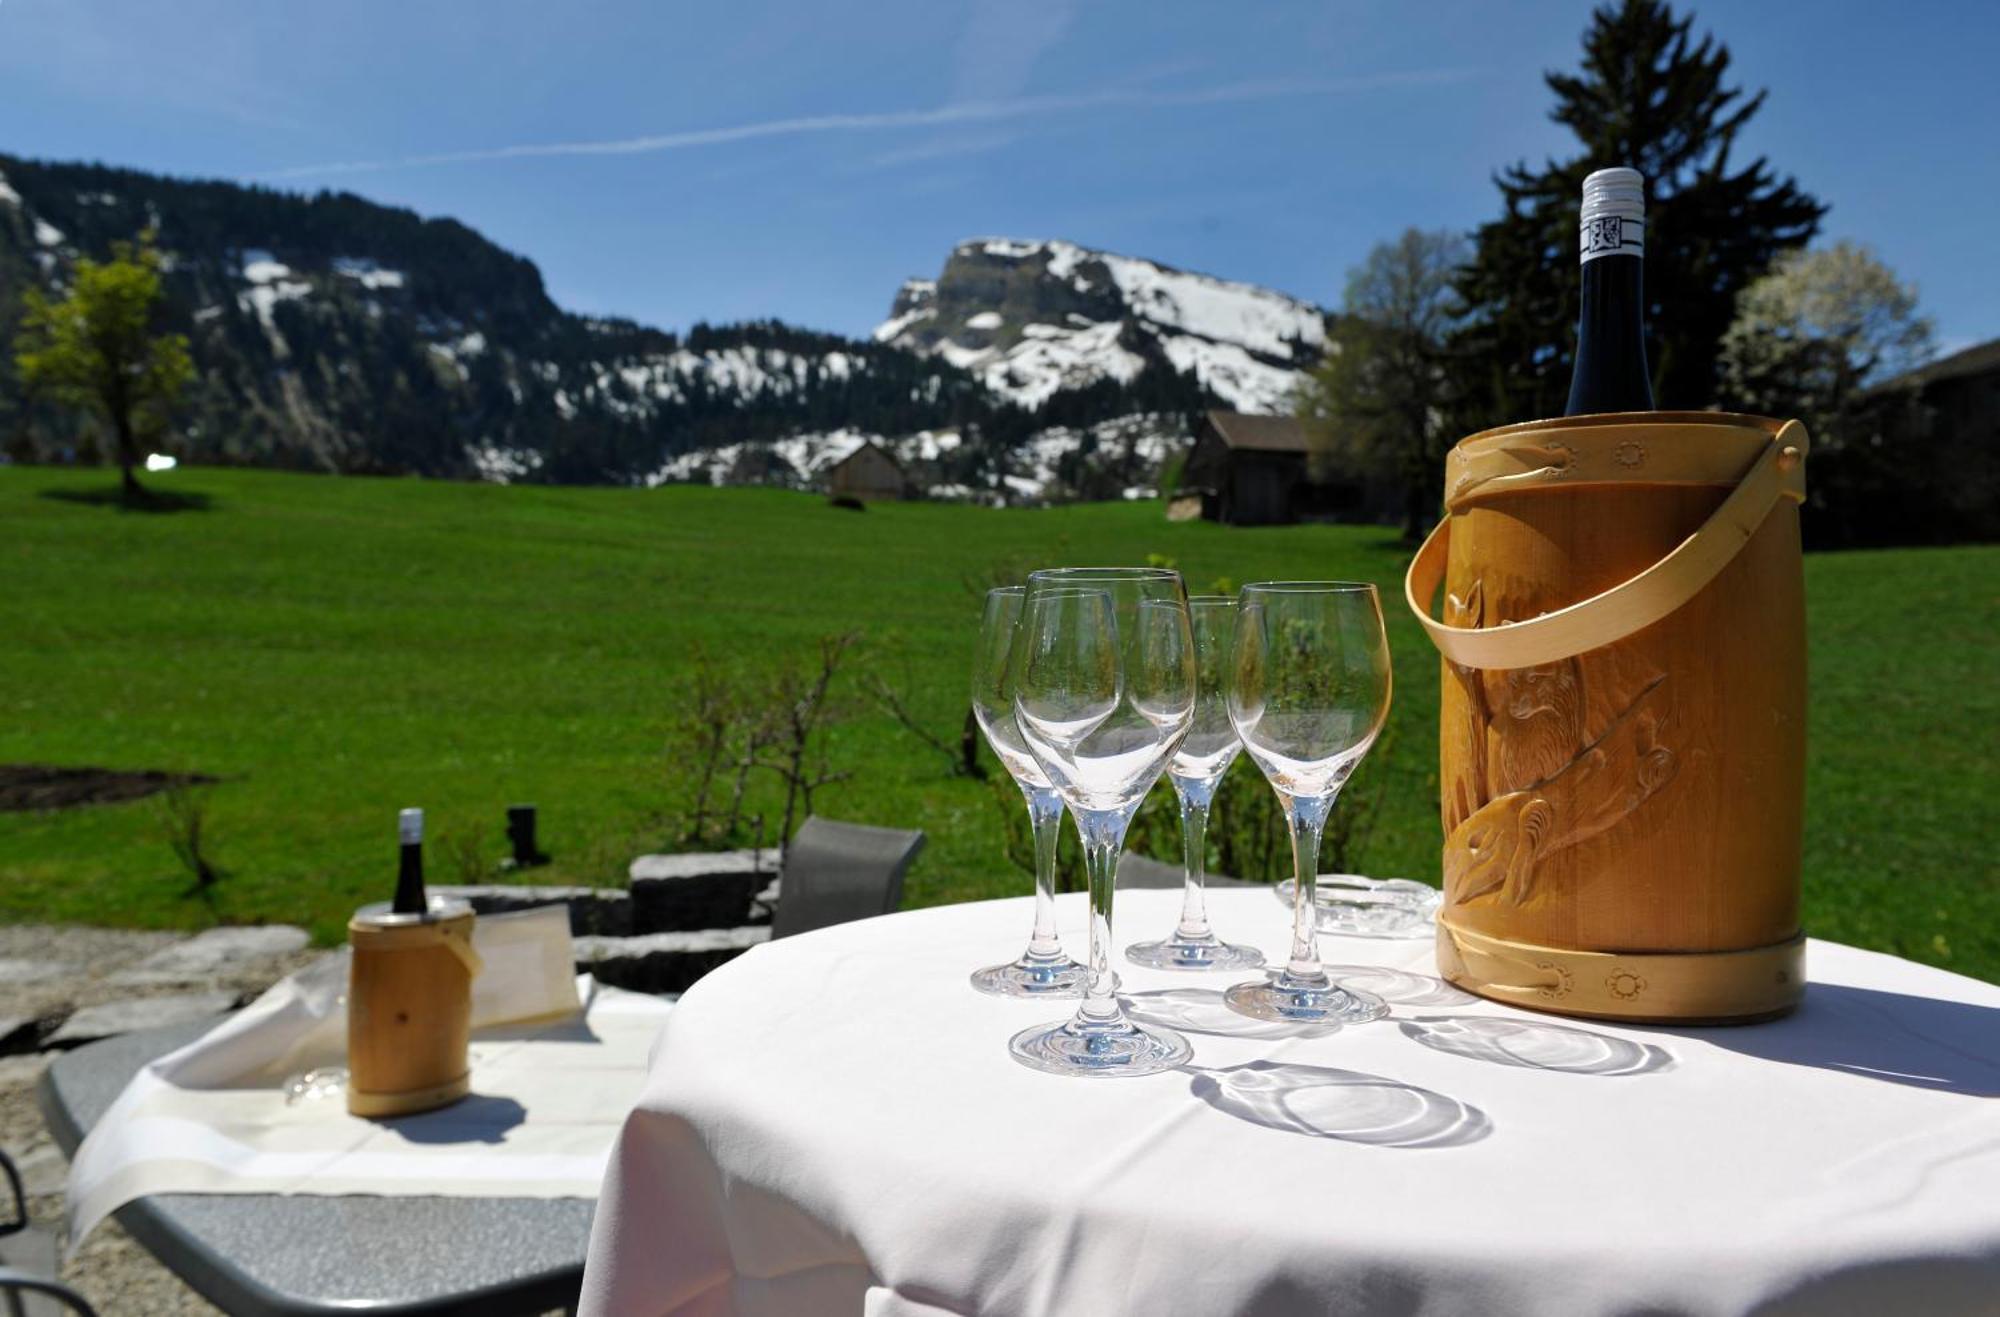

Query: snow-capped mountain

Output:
[875, 238, 1330, 414]
[3, 152, 1326, 499]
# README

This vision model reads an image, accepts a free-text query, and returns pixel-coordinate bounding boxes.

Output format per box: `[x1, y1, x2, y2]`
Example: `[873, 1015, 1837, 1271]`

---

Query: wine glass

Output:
[1007, 567, 1197, 1076]
[1125, 596, 1265, 972]
[1224, 582, 1393, 1025]
[969, 587, 1087, 997]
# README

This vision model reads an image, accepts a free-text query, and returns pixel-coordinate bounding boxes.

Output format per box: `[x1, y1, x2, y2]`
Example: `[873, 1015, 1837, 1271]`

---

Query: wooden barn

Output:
[823, 441, 911, 501]
[1174, 410, 1382, 526]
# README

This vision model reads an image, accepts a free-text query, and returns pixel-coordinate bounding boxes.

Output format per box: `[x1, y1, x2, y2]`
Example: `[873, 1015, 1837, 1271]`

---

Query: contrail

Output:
[256, 70, 1474, 180]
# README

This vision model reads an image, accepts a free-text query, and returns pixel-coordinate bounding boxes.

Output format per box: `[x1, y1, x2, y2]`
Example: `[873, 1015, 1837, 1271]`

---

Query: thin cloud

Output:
[255, 69, 1475, 180]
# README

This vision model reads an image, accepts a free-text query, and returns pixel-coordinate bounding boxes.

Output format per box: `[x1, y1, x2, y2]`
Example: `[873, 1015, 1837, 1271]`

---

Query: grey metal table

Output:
[39, 1022, 592, 1316]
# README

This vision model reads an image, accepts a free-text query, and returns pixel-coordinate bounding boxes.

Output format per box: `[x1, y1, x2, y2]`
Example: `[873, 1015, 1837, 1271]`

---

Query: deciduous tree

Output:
[14, 231, 193, 500]
[1297, 228, 1466, 542]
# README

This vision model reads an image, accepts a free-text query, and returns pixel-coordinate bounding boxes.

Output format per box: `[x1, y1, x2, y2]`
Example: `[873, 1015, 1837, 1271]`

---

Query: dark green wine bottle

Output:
[1564, 166, 1656, 415]
[392, 807, 428, 915]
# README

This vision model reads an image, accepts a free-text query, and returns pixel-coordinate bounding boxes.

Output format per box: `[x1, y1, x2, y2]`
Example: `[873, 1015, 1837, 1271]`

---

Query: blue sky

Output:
[3, 0, 1995, 354]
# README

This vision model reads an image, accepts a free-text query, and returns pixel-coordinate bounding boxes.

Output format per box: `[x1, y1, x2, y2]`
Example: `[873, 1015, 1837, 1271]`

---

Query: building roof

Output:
[1202, 409, 1311, 454]
[825, 439, 907, 476]
[1876, 336, 2000, 393]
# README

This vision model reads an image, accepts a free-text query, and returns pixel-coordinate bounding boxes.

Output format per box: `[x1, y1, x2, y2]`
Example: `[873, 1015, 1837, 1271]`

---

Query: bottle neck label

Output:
[1579, 214, 1644, 264]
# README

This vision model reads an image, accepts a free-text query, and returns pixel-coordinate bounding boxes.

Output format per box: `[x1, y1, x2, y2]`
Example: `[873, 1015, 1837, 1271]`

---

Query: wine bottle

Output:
[392, 807, 428, 915]
[1564, 166, 1656, 415]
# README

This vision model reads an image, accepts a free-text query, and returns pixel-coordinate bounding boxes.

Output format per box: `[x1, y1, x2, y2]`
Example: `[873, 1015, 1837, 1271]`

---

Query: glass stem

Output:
[1285, 792, 1334, 984]
[1173, 776, 1215, 940]
[1073, 805, 1137, 1025]
[1024, 785, 1064, 960]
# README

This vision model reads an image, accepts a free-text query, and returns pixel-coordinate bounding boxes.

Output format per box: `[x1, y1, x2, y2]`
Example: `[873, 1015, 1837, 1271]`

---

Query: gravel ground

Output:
[1, 923, 321, 1316]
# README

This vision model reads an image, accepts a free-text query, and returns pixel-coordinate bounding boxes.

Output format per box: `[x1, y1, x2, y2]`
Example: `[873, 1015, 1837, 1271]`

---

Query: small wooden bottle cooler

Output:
[347, 900, 483, 1117]
[1405, 412, 1809, 1024]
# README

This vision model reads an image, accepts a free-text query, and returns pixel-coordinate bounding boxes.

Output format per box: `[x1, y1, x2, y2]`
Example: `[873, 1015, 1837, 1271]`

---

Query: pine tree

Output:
[1452, 0, 1825, 426]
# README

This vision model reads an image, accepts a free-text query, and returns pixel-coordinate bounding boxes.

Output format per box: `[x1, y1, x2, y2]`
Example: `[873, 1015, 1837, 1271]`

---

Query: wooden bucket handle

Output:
[1405, 419, 1809, 670]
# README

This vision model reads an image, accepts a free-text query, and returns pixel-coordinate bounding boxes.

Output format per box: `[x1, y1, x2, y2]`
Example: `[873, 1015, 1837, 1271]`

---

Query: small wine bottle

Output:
[392, 807, 428, 915]
[1564, 166, 1656, 415]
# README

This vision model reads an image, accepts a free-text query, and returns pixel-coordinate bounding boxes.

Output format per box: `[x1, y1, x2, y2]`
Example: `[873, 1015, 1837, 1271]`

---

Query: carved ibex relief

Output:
[1443, 578, 1680, 910]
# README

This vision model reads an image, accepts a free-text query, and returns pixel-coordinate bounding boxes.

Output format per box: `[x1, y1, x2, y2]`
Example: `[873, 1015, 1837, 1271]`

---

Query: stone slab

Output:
[573, 926, 770, 995]
[0, 1051, 56, 1089]
[627, 848, 780, 882]
[47, 991, 237, 1047]
[629, 849, 781, 933]
[111, 925, 310, 984]
[431, 885, 634, 937]
[0, 958, 79, 984]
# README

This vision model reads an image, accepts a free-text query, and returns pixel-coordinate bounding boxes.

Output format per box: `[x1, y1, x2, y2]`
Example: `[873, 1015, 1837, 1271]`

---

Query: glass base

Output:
[1275, 874, 1441, 939]
[970, 952, 1088, 997]
[1008, 1013, 1193, 1077]
[1224, 972, 1391, 1025]
[1124, 932, 1267, 973]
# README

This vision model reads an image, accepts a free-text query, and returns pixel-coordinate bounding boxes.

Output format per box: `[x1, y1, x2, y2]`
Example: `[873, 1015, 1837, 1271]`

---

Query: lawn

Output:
[2, 466, 1994, 983]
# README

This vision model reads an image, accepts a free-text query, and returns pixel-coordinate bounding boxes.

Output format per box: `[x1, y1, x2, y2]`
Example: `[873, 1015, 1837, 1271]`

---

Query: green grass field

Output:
[3, 466, 1994, 983]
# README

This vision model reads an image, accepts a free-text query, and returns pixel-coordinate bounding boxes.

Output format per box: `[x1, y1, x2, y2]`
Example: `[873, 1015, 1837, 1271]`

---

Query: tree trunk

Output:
[113, 409, 144, 502]
[1402, 482, 1428, 545]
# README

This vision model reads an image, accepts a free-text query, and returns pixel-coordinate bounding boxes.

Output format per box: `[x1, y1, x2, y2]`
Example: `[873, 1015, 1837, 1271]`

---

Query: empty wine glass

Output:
[1125, 596, 1265, 972]
[1008, 567, 1197, 1076]
[1225, 582, 1393, 1025]
[969, 587, 1087, 997]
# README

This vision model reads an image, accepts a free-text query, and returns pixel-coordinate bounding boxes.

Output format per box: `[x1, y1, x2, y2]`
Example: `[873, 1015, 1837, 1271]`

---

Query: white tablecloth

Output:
[66, 906, 672, 1249]
[579, 888, 2000, 1317]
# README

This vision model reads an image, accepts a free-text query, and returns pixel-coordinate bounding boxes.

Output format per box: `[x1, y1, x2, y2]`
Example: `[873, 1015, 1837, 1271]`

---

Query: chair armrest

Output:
[0, 1150, 25, 1238]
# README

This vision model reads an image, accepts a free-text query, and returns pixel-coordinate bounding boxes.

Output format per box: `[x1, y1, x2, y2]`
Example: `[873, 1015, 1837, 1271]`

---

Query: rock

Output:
[0, 1051, 56, 1090]
[47, 992, 237, 1047]
[573, 927, 770, 995]
[628, 848, 780, 933]
[0, 958, 78, 984]
[111, 926, 310, 984]
[0, 1016, 33, 1051]
[10, 1135, 65, 1196]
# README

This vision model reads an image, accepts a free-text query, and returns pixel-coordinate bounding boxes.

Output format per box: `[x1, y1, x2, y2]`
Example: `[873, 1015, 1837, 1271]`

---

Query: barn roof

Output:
[1203, 410, 1311, 454]
[1874, 336, 2000, 393]
[824, 439, 908, 476]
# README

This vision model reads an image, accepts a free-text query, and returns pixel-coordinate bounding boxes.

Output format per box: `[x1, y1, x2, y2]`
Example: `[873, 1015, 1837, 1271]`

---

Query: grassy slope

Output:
[1, 468, 1993, 982]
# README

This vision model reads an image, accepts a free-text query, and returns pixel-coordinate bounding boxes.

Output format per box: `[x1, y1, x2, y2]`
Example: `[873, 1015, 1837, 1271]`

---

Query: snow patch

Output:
[333, 256, 407, 290]
[880, 237, 1327, 414]
[34, 219, 64, 247]
[236, 250, 312, 331]
[0, 172, 20, 207]
[469, 442, 543, 483]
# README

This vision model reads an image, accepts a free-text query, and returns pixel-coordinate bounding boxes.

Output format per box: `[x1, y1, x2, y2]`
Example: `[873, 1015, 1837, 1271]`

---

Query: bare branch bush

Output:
[862, 643, 985, 781]
[155, 780, 224, 904]
[752, 631, 861, 857]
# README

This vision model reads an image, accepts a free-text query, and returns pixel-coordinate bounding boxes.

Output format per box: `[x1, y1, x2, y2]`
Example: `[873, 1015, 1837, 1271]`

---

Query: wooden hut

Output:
[824, 441, 911, 501]
[1177, 410, 1379, 526]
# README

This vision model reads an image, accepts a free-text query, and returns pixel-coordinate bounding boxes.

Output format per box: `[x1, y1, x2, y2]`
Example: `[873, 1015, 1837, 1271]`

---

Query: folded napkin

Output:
[65, 905, 671, 1250]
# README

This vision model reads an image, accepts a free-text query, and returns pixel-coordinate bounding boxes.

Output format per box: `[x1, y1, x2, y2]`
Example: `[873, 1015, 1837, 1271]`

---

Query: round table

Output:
[580, 887, 2000, 1316]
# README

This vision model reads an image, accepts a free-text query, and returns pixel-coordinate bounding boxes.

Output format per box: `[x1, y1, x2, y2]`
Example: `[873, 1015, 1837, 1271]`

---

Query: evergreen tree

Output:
[1453, 0, 1824, 425]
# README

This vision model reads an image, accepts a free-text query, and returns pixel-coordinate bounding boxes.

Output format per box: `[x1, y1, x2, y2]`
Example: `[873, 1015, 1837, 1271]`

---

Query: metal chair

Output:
[769, 817, 925, 940]
[0, 1149, 97, 1317]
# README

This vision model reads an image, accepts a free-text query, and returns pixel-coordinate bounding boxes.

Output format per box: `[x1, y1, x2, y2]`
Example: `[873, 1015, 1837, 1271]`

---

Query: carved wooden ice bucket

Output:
[1405, 412, 1809, 1023]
